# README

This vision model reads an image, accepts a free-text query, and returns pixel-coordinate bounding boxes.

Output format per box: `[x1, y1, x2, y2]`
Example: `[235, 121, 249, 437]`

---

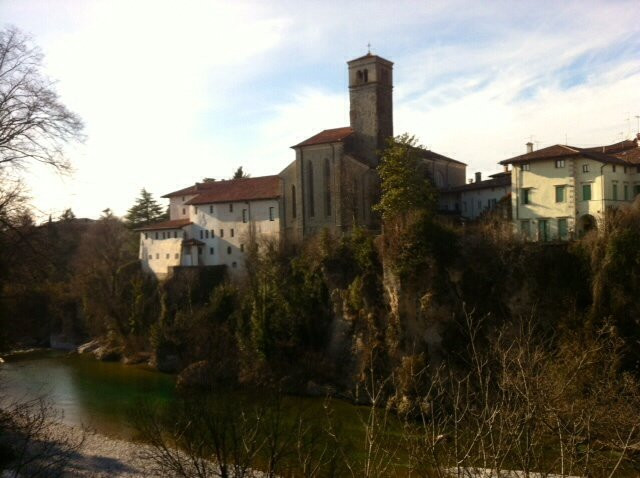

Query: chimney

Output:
[526, 142, 534, 153]
[475, 172, 482, 183]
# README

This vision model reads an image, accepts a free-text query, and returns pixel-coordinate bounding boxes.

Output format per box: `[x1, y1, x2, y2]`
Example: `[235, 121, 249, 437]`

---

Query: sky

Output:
[1, 0, 639, 220]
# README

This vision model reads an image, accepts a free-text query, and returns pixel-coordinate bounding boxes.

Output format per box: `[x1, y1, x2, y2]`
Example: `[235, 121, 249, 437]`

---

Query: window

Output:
[558, 218, 568, 240]
[242, 209, 247, 223]
[155, 232, 159, 239]
[308, 161, 315, 217]
[613, 165, 616, 173]
[291, 185, 297, 218]
[174, 231, 178, 238]
[521, 163, 530, 171]
[324, 158, 331, 216]
[210, 229, 215, 237]
[489, 198, 497, 209]
[174, 253, 179, 259]
[210, 247, 214, 255]
[555, 159, 565, 168]
[521, 188, 531, 205]
[229, 203, 233, 212]
[520, 220, 530, 239]
[227, 246, 232, 254]
[209, 205, 213, 213]
[232, 262, 237, 268]
[230, 228, 234, 237]
[182, 208, 186, 215]
[624, 166, 628, 174]
[240, 244, 244, 252]
[269, 206, 275, 221]
[144, 233, 148, 239]
[538, 219, 549, 242]
[199, 230, 203, 239]
[162, 232, 166, 239]
[182, 196, 185, 201]
[156, 253, 159, 259]
[166, 253, 170, 259]
[624, 185, 629, 200]
[363, 69, 368, 82]
[195, 207, 198, 213]
[555, 186, 565, 203]
[204, 230, 208, 239]
[613, 183, 618, 200]
[582, 164, 590, 173]
[148, 254, 153, 260]
[198, 247, 202, 255]
[220, 229, 224, 238]
[582, 184, 592, 201]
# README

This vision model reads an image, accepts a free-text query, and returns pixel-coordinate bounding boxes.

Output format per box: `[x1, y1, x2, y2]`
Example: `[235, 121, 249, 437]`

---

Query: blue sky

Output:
[1, 0, 639, 219]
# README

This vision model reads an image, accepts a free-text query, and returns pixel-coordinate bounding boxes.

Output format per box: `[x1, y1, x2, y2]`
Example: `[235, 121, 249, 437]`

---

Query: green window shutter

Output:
[624, 185, 629, 200]
[613, 184, 618, 200]
[555, 186, 565, 203]
[521, 189, 530, 204]
[582, 184, 591, 201]
[558, 218, 568, 240]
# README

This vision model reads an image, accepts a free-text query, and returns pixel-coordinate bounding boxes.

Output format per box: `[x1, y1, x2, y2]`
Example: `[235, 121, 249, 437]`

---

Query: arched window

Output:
[357, 70, 363, 84]
[308, 161, 315, 217]
[363, 69, 368, 82]
[291, 184, 297, 218]
[324, 158, 331, 216]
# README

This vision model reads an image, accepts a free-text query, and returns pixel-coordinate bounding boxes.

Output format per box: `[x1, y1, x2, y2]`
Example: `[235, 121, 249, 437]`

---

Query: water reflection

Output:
[0, 350, 175, 438]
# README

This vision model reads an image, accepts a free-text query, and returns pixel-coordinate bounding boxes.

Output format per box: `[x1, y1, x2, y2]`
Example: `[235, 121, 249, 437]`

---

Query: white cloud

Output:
[1, 0, 639, 218]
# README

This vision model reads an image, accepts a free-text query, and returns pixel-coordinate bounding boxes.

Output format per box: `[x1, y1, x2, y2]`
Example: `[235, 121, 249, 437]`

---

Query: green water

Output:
[0, 350, 376, 443]
[0, 350, 176, 438]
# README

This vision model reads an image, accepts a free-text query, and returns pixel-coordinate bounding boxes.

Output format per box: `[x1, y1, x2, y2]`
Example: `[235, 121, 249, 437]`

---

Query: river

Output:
[0, 349, 175, 438]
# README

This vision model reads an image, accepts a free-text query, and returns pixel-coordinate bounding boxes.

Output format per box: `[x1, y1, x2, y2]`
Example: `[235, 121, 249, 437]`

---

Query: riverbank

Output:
[47, 423, 157, 477]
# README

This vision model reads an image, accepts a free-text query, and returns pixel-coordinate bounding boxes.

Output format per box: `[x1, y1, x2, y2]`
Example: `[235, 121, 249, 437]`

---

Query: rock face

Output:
[176, 360, 213, 390]
[76, 338, 123, 362]
[154, 353, 182, 374]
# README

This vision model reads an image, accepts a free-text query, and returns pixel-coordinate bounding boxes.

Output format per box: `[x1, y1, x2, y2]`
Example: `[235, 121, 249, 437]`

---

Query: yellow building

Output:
[500, 137, 640, 241]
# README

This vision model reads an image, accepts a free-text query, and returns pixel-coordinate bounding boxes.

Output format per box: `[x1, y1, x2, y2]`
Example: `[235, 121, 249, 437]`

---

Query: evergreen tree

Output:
[59, 208, 75, 221]
[124, 189, 167, 229]
[232, 166, 249, 179]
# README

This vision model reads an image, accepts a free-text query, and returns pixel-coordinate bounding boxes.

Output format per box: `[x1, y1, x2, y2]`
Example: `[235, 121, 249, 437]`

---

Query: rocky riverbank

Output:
[48, 423, 158, 478]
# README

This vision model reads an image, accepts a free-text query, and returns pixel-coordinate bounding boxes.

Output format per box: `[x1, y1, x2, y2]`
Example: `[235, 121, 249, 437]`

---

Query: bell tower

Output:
[348, 53, 393, 167]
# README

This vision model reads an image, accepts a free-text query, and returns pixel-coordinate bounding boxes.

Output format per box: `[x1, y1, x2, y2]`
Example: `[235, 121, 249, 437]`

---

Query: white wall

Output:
[139, 229, 184, 278]
[140, 198, 281, 279]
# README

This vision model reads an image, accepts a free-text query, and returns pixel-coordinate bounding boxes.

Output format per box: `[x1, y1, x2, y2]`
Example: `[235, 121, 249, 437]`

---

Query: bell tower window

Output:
[363, 69, 368, 82]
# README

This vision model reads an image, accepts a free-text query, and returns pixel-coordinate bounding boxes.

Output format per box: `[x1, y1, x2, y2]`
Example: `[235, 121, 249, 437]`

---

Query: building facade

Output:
[501, 137, 640, 241]
[138, 52, 468, 279]
[138, 176, 282, 279]
[440, 170, 511, 220]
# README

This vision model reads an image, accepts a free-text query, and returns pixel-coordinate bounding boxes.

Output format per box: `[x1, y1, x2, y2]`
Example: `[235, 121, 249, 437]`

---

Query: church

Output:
[138, 52, 467, 278]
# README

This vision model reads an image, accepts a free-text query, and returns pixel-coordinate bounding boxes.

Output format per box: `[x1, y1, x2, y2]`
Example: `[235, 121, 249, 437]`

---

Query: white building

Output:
[138, 176, 282, 279]
[441, 170, 511, 220]
[500, 137, 640, 241]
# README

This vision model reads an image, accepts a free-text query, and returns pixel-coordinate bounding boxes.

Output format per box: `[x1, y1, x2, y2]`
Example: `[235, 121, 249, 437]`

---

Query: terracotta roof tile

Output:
[292, 127, 354, 148]
[500, 143, 631, 166]
[136, 218, 192, 232]
[162, 182, 219, 198]
[185, 175, 281, 205]
[500, 145, 579, 165]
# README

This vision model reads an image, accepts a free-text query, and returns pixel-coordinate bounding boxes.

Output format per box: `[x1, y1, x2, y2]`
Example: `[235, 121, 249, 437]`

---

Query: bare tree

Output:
[0, 26, 84, 172]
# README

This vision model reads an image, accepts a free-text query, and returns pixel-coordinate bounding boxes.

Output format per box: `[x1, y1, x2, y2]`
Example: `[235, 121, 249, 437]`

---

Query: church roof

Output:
[292, 127, 354, 148]
[184, 175, 281, 205]
[136, 218, 192, 232]
[348, 53, 393, 65]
